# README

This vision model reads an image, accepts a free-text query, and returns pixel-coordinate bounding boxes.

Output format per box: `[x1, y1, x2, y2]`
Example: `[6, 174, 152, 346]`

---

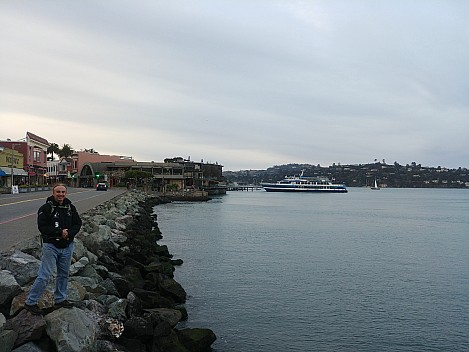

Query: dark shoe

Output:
[24, 303, 44, 315]
[54, 300, 74, 308]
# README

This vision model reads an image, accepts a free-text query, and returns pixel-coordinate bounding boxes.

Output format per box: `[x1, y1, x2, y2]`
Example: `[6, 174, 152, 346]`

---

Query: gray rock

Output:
[70, 277, 107, 299]
[67, 281, 87, 302]
[69, 256, 89, 276]
[177, 328, 217, 352]
[110, 231, 127, 244]
[122, 315, 154, 341]
[84, 299, 106, 316]
[0, 270, 22, 306]
[108, 273, 133, 298]
[107, 298, 128, 321]
[132, 288, 173, 309]
[159, 277, 187, 303]
[79, 225, 118, 256]
[153, 328, 190, 352]
[93, 264, 109, 279]
[11, 342, 47, 352]
[115, 215, 133, 229]
[45, 307, 98, 352]
[1, 251, 40, 286]
[95, 340, 128, 352]
[95, 295, 119, 307]
[99, 278, 119, 296]
[5, 309, 46, 348]
[0, 329, 18, 352]
[78, 265, 102, 285]
[73, 238, 99, 266]
[120, 266, 145, 290]
[145, 308, 182, 327]
[8, 237, 42, 259]
[71, 275, 99, 288]
[106, 219, 116, 229]
[71, 238, 87, 261]
[92, 215, 107, 225]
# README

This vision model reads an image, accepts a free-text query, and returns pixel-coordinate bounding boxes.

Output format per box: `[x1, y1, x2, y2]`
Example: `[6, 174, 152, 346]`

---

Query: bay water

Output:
[155, 188, 469, 351]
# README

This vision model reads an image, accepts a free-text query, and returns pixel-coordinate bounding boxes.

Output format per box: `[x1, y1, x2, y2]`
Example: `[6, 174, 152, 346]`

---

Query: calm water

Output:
[155, 188, 469, 352]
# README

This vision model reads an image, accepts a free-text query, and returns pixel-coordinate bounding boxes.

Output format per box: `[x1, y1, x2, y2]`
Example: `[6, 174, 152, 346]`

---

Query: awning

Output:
[0, 167, 28, 176]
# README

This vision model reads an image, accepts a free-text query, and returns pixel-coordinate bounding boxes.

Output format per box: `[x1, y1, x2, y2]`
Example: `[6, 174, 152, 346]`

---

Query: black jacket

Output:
[38, 196, 82, 248]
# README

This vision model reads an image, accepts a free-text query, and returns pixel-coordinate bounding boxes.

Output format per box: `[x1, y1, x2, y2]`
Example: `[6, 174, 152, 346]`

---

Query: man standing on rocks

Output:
[24, 183, 82, 315]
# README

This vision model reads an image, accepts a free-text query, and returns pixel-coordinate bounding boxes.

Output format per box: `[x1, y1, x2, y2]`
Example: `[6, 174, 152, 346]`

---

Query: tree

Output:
[58, 144, 74, 158]
[47, 143, 60, 160]
[84, 148, 98, 153]
[124, 170, 153, 180]
[124, 170, 153, 187]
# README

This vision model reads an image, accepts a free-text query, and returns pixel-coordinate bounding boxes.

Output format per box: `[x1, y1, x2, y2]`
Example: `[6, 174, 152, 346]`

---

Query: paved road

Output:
[0, 187, 128, 251]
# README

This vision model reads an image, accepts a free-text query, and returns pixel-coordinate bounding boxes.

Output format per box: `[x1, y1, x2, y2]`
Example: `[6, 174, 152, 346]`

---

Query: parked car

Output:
[96, 182, 108, 191]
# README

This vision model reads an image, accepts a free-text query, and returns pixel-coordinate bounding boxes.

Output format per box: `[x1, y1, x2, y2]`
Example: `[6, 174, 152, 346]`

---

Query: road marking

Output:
[0, 197, 45, 207]
[0, 190, 113, 225]
[0, 189, 93, 207]
[0, 212, 36, 225]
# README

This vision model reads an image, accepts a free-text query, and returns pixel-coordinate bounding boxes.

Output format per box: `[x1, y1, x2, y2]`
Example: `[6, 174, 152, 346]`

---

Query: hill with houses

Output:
[223, 162, 469, 189]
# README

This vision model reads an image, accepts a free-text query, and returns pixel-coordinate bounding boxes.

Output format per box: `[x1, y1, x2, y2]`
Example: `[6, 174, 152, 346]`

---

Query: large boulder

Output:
[0, 270, 22, 308]
[132, 288, 173, 309]
[122, 315, 154, 343]
[120, 266, 145, 290]
[10, 287, 54, 316]
[144, 308, 182, 328]
[69, 256, 90, 276]
[153, 326, 189, 352]
[177, 328, 217, 352]
[159, 277, 187, 303]
[0, 329, 18, 352]
[7, 237, 42, 259]
[11, 342, 50, 352]
[0, 251, 40, 286]
[45, 307, 99, 352]
[78, 225, 119, 256]
[5, 309, 46, 348]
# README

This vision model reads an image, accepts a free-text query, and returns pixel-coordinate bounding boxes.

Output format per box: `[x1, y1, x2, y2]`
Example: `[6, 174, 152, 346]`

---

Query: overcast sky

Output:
[1, 1, 468, 170]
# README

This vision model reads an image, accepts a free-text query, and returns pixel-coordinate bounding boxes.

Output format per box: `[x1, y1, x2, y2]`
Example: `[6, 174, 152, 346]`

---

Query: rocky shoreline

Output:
[0, 190, 216, 352]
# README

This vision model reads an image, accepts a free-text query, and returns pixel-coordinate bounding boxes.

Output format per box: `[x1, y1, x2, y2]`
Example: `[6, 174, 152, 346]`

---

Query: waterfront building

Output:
[0, 132, 49, 189]
[0, 146, 26, 188]
[72, 156, 226, 194]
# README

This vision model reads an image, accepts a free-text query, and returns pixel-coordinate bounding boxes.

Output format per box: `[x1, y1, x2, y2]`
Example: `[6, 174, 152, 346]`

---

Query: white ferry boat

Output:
[261, 171, 348, 193]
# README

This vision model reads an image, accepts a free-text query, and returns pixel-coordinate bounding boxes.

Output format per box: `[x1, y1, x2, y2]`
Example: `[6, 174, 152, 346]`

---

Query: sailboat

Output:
[370, 178, 380, 190]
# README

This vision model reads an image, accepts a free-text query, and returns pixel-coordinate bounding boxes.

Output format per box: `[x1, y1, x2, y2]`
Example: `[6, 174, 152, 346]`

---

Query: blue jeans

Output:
[26, 242, 74, 305]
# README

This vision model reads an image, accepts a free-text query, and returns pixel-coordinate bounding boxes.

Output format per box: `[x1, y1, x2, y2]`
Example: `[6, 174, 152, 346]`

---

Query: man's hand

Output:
[61, 229, 69, 240]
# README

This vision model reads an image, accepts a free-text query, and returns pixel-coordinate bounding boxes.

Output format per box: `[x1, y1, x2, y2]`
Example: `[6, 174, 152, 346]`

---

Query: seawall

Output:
[0, 190, 216, 351]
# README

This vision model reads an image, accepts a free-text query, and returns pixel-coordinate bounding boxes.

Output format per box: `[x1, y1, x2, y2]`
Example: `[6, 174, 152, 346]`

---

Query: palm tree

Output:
[47, 143, 60, 160]
[58, 144, 74, 158]
[84, 148, 98, 153]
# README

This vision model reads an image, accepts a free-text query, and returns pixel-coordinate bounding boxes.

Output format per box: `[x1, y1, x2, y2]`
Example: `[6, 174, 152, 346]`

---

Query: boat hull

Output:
[261, 185, 348, 193]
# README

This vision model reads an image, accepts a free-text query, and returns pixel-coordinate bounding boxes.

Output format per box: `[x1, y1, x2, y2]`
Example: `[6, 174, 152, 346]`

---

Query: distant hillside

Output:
[223, 162, 469, 188]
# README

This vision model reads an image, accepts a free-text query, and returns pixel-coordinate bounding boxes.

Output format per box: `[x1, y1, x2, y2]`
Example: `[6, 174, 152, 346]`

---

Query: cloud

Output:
[1, 0, 468, 170]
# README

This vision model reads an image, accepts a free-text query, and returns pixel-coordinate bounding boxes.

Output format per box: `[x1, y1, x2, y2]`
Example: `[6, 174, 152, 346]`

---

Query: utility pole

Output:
[10, 144, 20, 193]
